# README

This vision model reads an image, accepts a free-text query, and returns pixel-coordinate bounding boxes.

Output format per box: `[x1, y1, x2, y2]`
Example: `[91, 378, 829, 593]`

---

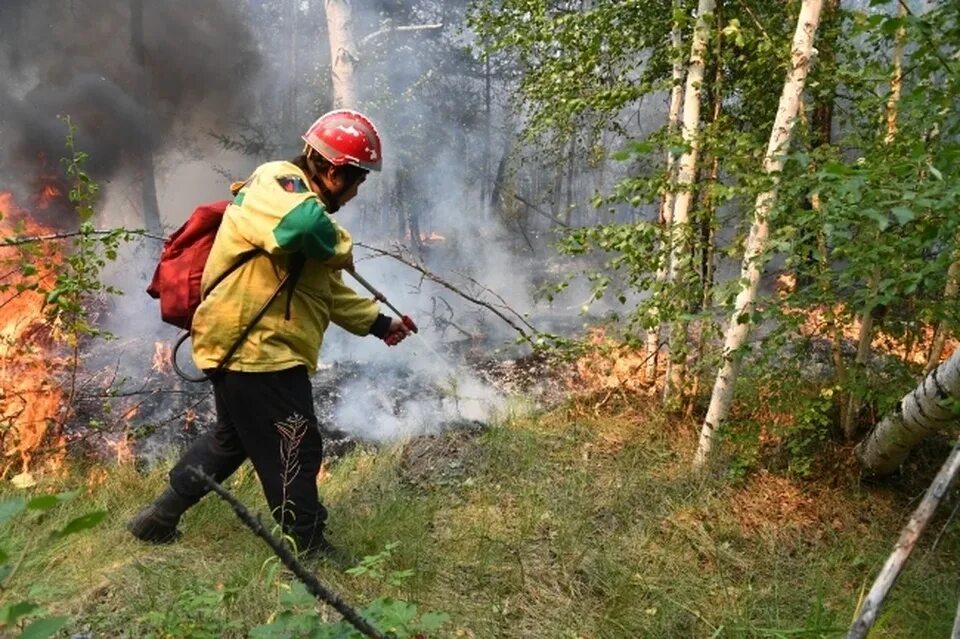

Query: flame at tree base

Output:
[0, 190, 68, 477]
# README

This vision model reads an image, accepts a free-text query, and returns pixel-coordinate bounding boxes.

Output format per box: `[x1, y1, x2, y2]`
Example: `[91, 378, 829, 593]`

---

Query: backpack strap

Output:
[201, 249, 258, 300]
[216, 252, 306, 371]
[173, 252, 308, 382]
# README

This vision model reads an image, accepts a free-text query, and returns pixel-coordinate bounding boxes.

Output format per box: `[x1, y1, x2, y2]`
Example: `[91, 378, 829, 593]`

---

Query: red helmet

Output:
[302, 109, 383, 172]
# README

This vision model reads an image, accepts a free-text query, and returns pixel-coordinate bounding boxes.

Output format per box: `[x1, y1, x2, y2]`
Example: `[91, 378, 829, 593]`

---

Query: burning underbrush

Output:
[0, 190, 69, 479]
[52, 333, 578, 469]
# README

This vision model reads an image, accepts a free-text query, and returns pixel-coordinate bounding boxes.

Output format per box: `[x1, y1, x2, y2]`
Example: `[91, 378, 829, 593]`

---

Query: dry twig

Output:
[356, 241, 536, 342]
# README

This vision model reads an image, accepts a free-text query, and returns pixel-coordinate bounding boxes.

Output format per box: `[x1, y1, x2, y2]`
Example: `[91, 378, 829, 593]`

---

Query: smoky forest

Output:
[1, 1, 959, 638]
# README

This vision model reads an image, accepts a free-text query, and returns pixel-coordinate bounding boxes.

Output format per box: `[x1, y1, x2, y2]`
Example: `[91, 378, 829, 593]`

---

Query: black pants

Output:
[168, 365, 327, 551]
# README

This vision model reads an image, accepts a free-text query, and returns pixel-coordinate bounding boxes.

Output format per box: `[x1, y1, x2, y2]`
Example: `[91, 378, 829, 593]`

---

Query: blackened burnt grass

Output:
[1, 400, 958, 638]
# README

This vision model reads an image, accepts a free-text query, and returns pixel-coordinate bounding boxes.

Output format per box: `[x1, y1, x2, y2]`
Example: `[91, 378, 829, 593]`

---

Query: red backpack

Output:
[147, 199, 303, 381]
[147, 200, 254, 330]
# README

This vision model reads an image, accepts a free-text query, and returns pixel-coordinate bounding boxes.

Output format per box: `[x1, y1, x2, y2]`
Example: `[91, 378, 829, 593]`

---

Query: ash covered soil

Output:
[66, 343, 571, 467]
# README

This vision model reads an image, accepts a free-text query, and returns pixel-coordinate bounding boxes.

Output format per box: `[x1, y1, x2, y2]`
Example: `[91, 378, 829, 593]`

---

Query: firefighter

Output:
[128, 110, 410, 563]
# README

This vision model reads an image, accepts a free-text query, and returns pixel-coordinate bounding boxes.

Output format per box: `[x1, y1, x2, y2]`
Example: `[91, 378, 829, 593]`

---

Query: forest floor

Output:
[2, 392, 959, 638]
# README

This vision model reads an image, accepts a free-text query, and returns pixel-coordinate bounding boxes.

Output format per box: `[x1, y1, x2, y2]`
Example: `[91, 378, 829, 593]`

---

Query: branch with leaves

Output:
[1, 228, 165, 246]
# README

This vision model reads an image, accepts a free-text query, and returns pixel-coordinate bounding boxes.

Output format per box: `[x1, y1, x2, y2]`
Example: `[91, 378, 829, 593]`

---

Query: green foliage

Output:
[469, 0, 673, 144]
[138, 586, 244, 639]
[250, 543, 449, 639]
[0, 489, 105, 638]
[44, 116, 129, 344]
[476, 0, 960, 455]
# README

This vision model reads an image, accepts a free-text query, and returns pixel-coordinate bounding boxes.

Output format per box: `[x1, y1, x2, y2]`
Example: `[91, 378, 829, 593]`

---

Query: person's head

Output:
[298, 109, 382, 213]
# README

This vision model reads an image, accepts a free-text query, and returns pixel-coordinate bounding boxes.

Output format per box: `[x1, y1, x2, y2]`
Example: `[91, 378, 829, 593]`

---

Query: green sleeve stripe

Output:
[233, 191, 245, 207]
[272, 199, 338, 260]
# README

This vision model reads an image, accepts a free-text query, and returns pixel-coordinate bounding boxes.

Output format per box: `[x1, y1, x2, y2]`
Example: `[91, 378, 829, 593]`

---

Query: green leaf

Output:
[1, 601, 39, 625]
[419, 611, 451, 631]
[52, 511, 106, 538]
[890, 206, 914, 225]
[27, 492, 77, 511]
[279, 581, 315, 608]
[15, 616, 70, 639]
[0, 499, 26, 526]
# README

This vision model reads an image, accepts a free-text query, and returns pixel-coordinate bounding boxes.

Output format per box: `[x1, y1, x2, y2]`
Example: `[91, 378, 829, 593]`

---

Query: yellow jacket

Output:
[191, 161, 380, 374]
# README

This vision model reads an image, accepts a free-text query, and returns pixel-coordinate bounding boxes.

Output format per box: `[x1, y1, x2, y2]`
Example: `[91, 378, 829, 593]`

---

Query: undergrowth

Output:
[1, 397, 958, 638]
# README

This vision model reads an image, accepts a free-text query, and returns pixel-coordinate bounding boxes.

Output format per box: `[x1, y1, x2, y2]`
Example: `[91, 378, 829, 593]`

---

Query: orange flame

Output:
[37, 181, 63, 209]
[571, 327, 654, 394]
[0, 190, 66, 475]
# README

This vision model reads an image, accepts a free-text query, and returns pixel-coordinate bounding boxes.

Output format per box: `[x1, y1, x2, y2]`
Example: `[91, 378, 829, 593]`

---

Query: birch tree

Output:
[325, 0, 358, 108]
[924, 250, 960, 375]
[663, 0, 715, 406]
[647, 5, 685, 382]
[694, 0, 824, 467]
[855, 348, 960, 475]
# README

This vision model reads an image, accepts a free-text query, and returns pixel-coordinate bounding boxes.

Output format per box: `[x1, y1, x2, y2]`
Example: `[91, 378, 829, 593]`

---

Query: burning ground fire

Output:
[0, 190, 67, 477]
[570, 327, 656, 395]
[776, 273, 956, 364]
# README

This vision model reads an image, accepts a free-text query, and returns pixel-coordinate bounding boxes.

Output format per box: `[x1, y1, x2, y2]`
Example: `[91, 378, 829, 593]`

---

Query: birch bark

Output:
[846, 440, 960, 639]
[663, 0, 715, 405]
[694, 0, 824, 466]
[855, 348, 960, 474]
[325, 0, 358, 108]
[646, 6, 686, 382]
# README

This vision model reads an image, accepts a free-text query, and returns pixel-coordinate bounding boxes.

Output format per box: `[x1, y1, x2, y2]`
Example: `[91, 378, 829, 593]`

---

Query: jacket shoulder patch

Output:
[277, 175, 309, 193]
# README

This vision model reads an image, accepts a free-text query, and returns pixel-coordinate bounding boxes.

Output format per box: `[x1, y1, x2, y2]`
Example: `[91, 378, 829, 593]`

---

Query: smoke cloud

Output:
[0, 0, 260, 192]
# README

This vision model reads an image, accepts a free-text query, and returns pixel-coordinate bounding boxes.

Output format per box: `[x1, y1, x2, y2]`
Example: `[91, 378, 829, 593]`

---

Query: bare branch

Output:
[355, 242, 536, 342]
[847, 439, 960, 639]
[359, 22, 443, 47]
[513, 194, 571, 228]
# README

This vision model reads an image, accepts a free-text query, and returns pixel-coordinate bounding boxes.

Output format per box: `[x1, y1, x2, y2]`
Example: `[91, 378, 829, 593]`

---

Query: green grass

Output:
[2, 400, 958, 638]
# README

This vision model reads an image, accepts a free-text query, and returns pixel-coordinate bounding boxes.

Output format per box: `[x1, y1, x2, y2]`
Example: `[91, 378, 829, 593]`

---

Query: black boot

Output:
[127, 487, 194, 544]
[306, 535, 357, 570]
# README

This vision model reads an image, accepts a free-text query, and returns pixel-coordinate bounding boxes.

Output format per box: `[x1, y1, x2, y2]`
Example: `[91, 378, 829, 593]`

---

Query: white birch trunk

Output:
[924, 250, 960, 375]
[663, 0, 715, 404]
[847, 439, 960, 639]
[855, 349, 960, 474]
[325, 0, 357, 109]
[646, 9, 686, 382]
[694, 0, 824, 467]
[953, 595, 960, 639]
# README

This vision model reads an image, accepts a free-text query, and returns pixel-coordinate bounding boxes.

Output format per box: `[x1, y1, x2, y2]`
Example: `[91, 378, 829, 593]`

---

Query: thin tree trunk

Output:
[855, 348, 960, 474]
[694, 0, 824, 467]
[564, 135, 575, 226]
[846, 439, 960, 639]
[663, 0, 715, 407]
[953, 596, 960, 639]
[646, 4, 685, 382]
[924, 241, 960, 375]
[483, 54, 492, 218]
[842, 2, 906, 439]
[552, 157, 564, 228]
[284, 0, 299, 133]
[688, 1, 724, 414]
[131, 0, 162, 236]
[325, 0, 357, 108]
